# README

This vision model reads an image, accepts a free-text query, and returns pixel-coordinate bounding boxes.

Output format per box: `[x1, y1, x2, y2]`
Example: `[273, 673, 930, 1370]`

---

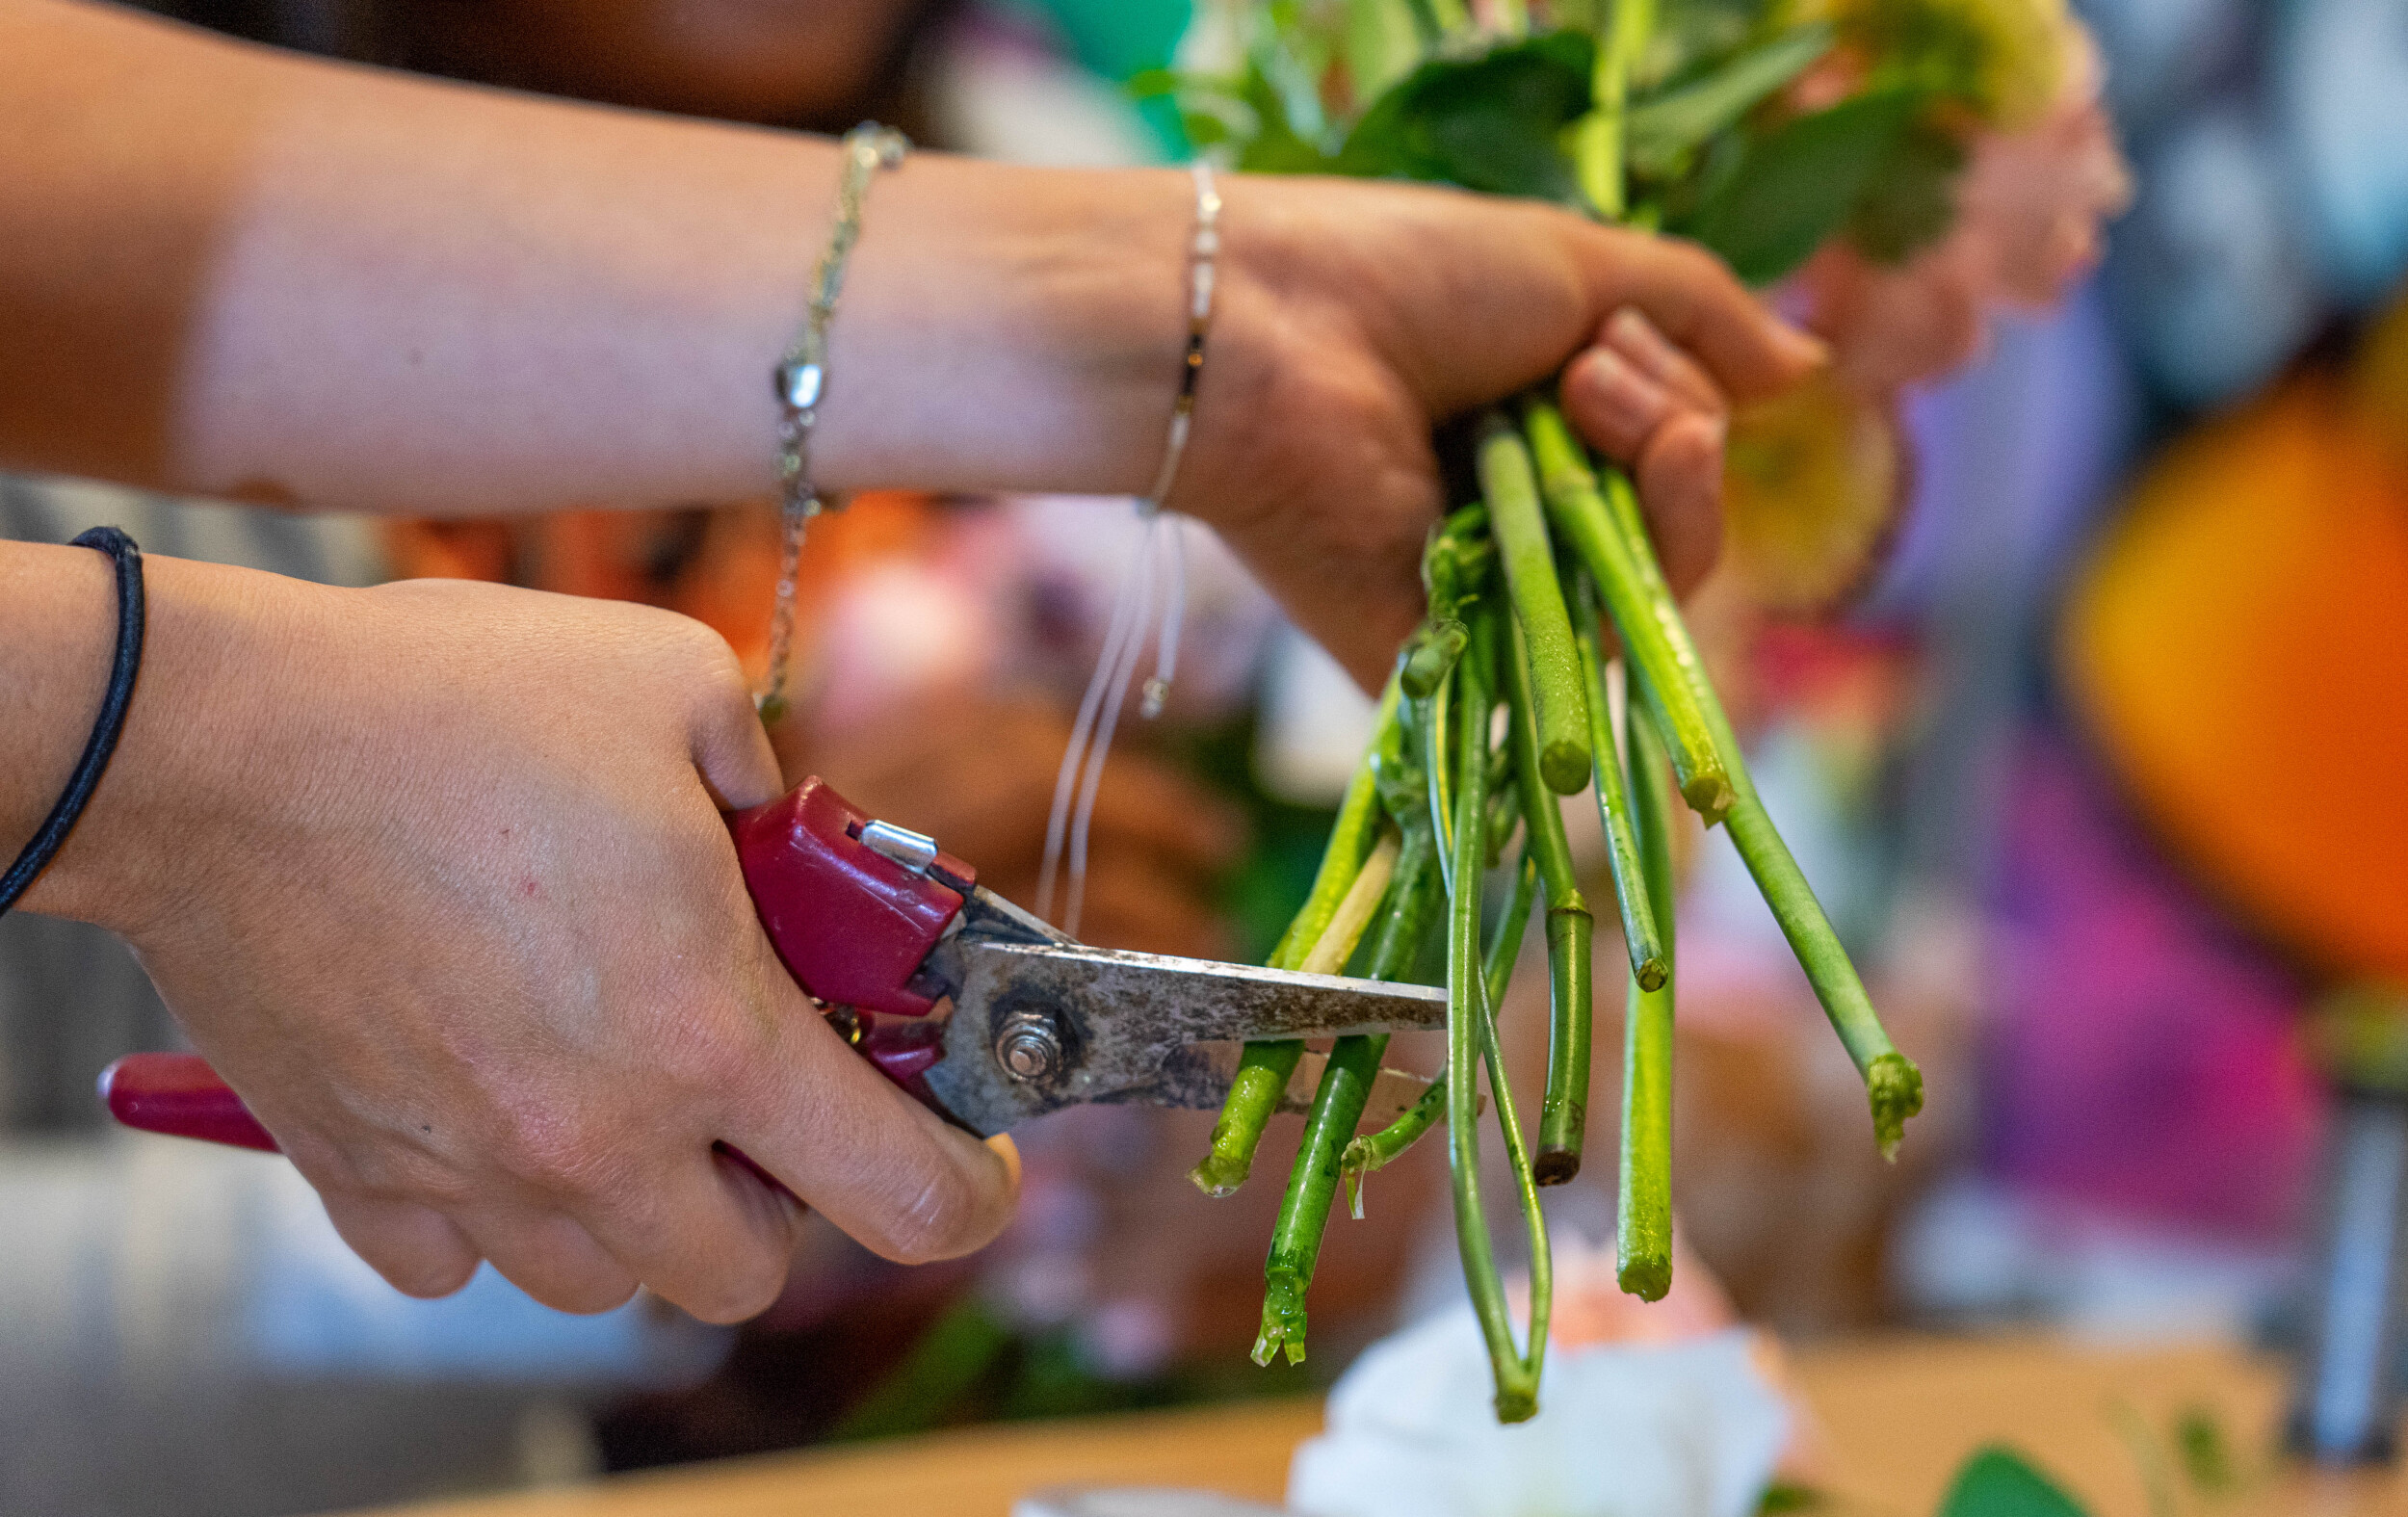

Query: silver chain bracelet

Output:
[758, 121, 909, 724]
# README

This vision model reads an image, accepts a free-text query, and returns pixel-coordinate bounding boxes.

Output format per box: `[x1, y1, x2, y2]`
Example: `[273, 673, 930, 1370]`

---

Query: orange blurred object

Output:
[385, 492, 940, 681]
[2061, 347, 2408, 982]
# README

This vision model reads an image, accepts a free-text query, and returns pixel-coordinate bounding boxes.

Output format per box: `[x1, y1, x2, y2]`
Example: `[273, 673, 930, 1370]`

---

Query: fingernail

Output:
[985, 1133, 1023, 1190]
[1574, 345, 1671, 436]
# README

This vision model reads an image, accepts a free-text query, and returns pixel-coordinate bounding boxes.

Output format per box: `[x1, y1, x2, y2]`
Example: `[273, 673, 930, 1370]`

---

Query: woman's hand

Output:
[1174, 176, 1825, 689]
[23, 554, 1015, 1320]
[814, 161, 1826, 690]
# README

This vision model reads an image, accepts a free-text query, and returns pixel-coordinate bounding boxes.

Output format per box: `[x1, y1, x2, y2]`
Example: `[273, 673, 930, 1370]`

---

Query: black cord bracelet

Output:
[0, 527, 146, 914]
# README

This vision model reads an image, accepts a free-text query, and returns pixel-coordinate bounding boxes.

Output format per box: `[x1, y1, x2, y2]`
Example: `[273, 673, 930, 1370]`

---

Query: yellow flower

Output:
[1791, 0, 2075, 130]
[1721, 368, 1903, 614]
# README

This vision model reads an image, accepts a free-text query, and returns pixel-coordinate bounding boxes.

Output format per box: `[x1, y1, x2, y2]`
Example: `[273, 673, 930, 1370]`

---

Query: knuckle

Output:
[488, 1107, 620, 1199]
[301, 1133, 475, 1211]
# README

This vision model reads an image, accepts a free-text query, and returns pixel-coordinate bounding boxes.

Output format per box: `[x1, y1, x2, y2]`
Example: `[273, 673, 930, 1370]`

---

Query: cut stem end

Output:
[1616, 1256, 1672, 1303]
[1869, 1052, 1924, 1162]
[1538, 740, 1593, 797]
[1190, 1160, 1244, 1199]
[1533, 1146, 1582, 1187]
[1682, 773, 1736, 824]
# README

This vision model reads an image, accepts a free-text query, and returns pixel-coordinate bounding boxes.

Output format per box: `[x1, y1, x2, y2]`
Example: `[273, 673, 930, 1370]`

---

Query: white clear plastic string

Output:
[1060, 522, 1168, 938]
[1142, 511, 1187, 720]
[1035, 163, 1217, 934]
[1036, 514, 1159, 927]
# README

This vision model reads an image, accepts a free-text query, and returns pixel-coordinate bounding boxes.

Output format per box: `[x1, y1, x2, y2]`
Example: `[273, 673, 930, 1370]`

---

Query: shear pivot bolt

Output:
[995, 1012, 1064, 1083]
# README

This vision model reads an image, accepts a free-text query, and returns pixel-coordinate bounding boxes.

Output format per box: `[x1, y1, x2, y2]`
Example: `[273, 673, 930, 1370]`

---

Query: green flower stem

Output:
[1571, 573, 1667, 992]
[1584, 438, 1925, 1156]
[1191, 1042, 1306, 1200]
[1298, 828, 1401, 976]
[1406, 507, 1495, 699]
[1255, 823, 1444, 1365]
[1194, 678, 1404, 1198]
[1197, 830, 1399, 1199]
[1616, 710, 1678, 1300]
[1340, 849, 1537, 1212]
[1523, 400, 1734, 820]
[1476, 411, 1592, 796]
[1401, 618, 1469, 700]
[1722, 791, 1924, 1157]
[1424, 671, 1456, 897]
[1484, 776, 1523, 866]
[1269, 675, 1403, 970]
[1446, 622, 1547, 1424]
[1343, 1074, 1447, 1213]
[1501, 610, 1595, 1186]
[1573, 0, 1657, 217]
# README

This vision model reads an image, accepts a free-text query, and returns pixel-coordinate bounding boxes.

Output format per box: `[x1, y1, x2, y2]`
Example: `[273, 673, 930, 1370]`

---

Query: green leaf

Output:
[1337, 30, 1598, 202]
[1236, 65, 1342, 174]
[1124, 65, 1184, 102]
[1344, 0, 1425, 107]
[1845, 117, 1965, 263]
[1678, 89, 1920, 285]
[1626, 23, 1835, 176]
[1938, 1447, 2093, 1517]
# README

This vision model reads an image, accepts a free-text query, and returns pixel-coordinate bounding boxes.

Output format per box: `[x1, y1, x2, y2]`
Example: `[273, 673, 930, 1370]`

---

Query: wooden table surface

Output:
[349, 1336, 2406, 1517]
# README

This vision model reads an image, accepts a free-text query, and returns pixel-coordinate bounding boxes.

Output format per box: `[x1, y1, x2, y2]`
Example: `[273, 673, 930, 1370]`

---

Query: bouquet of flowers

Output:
[1145, 0, 2126, 1422]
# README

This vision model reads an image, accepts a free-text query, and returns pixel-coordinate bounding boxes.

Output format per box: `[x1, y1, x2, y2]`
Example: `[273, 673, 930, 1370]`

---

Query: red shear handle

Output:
[102, 1016, 947, 1186]
[728, 775, 976, 1017]
[101, 1053, 281, 1151]
[102, 777, 969, 1156]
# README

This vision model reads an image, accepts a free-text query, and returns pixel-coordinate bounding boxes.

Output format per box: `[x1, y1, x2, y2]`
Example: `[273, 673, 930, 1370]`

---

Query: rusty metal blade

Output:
[919, 936, 1448, 1136]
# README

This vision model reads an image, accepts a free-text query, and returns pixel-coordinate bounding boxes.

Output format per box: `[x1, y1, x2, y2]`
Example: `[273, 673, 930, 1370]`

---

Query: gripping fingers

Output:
[727, 1000, 1018, 1267]
[452, 1208, 642, 1316]
[1633, 409, 1727, 598]
[318, 1191, 483, 1299]
[564, 1150, 806, 1325]
[1590, 230, 1826, 403]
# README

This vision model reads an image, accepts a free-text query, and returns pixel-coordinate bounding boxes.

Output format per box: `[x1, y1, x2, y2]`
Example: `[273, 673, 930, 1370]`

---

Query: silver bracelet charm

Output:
[759, 121, 909, 723]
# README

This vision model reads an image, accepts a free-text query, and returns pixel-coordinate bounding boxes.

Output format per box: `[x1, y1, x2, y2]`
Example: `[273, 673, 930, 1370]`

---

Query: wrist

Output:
[810, 156, 1200, 500]
[18, 555, 309, 937]
[0, 541, 119, 875]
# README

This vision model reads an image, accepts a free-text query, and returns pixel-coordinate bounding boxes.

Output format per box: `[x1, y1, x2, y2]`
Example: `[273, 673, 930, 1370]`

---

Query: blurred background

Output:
[4, 0, 2406, 1512]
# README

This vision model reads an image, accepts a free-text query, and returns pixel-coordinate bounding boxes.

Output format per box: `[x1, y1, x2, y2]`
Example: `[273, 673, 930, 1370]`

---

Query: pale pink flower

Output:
[1792, 25, 2133, 396]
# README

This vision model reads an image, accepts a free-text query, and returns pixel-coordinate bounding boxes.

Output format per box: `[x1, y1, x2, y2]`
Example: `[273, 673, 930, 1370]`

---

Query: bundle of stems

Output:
[1186, 0, 1923, 1421]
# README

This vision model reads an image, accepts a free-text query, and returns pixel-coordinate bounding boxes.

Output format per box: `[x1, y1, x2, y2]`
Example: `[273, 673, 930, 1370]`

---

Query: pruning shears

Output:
[103, 776, 1442, 1158]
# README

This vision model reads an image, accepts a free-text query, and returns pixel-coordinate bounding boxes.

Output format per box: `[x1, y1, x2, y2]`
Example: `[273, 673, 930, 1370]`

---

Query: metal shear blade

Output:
[921, 902, 1449, 1137]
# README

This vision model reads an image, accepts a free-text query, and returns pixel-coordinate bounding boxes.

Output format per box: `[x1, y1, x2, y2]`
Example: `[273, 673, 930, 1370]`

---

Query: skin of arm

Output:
[0, 0, 1820, 1316]
[0, 0, 1816, 686]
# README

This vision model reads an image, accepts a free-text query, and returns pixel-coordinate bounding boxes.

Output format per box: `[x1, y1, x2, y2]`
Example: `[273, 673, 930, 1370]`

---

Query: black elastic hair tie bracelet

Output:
[0, 526, 146, 914]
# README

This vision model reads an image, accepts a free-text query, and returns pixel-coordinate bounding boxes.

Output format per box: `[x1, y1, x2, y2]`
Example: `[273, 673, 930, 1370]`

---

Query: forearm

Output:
[0, 0, 1190, 513]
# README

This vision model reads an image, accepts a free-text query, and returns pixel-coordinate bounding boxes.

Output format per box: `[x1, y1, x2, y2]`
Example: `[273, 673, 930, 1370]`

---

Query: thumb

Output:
[719, 968, 1019, 1265]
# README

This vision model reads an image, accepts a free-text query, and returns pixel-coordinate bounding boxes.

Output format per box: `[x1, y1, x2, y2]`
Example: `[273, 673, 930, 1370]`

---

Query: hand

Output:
[30, 559, 1015, 1321]
[1175, 176, 1826, 689]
